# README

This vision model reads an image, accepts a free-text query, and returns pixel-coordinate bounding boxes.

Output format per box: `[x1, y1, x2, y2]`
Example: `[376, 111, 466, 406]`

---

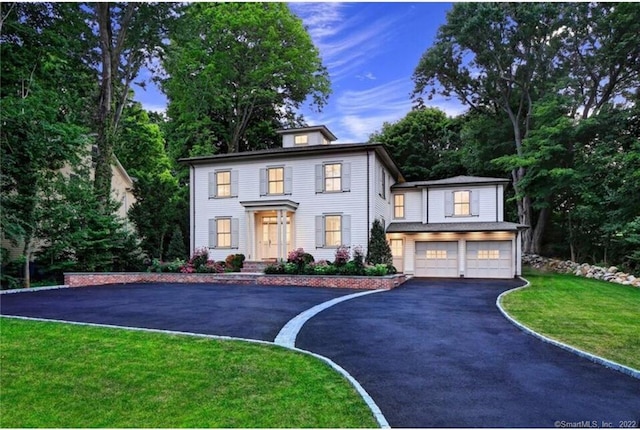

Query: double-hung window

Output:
[208, 217, 239, 249]
[216, 171, 231, 197]
[209, 170, 238, 198]
[394, 194, 405, 219]
[268, 167, 284, 195]
[315, 162, 350, 193]
[445, 190, 478, 217]
[324, 163, 342, 192]
[453, 191, 470, 216]
[260, 166, 292, 196]
[315, 214, 351, 248]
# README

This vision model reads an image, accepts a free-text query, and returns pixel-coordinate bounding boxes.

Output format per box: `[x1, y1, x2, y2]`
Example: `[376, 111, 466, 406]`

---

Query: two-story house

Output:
[182, 125, 525, 279]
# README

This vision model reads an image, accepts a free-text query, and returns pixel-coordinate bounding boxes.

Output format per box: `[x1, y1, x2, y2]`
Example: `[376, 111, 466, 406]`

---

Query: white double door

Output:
[259, 214, 291, 260]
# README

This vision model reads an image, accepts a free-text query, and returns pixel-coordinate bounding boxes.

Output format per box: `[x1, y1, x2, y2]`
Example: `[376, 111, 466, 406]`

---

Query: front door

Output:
[259, 214, 290, 260]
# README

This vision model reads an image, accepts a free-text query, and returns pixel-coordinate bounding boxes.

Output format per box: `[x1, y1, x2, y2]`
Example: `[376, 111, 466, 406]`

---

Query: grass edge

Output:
[496, 276, 640, 380]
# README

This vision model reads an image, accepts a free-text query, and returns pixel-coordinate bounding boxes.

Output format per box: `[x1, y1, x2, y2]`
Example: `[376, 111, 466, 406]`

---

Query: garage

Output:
[465, 241, 513, 279]
[415, 241, 458, 277]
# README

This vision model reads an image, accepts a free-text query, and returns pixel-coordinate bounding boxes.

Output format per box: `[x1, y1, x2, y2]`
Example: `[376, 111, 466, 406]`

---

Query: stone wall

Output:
[522, 254, 640, 288]
[64, 272, 407, 290]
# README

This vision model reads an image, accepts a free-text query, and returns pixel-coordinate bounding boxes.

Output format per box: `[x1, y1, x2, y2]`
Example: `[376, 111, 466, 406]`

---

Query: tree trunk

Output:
[94, 3, 114, 208]
[530, 206, 550, 254]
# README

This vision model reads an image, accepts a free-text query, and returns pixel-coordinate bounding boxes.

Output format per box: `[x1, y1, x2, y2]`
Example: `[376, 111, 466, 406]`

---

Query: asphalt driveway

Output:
[0, 283, 356, 341]
[2, 279, 639, 427]
[296, 278, 640, 427]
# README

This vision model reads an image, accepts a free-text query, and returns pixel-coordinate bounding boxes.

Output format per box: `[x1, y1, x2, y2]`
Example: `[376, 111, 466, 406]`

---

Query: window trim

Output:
[453, 190, 471, 216]
[267, 166, 285, 195]
[216, 218, 232, 249]
[316, 213, 351, 248]
[390, 238, 403, 257]
[294, 134, 308, 145]
[215, 170, 231, 198]
[324, 163, 342, 193]
[324, 215, 342, 248]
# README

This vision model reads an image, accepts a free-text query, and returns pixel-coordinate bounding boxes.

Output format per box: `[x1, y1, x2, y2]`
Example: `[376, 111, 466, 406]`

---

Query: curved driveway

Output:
[2, 279, 639, 427]
[297, 278, 640, 428]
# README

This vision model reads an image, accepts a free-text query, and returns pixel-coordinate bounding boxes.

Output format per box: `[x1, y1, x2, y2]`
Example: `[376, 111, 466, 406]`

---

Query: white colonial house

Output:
[182, 125, 526, 279]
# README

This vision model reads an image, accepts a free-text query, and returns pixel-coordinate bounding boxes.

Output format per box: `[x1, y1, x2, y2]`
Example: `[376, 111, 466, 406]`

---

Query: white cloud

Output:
[356, 72, 376, 81]
[290, 3, 402, 83]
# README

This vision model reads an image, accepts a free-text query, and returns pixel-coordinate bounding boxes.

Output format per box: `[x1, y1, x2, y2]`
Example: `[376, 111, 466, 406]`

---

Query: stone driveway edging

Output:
[0, 285, 69, 294]
[496, 276, 640, 380]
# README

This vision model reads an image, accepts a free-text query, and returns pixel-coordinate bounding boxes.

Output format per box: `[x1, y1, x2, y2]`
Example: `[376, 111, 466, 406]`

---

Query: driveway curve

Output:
[0, 283, 357, 342]
[296, 278, 640, 428]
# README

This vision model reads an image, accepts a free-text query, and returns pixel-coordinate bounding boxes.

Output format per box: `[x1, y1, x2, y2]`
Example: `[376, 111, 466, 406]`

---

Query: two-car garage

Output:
[413, 240, 514, 279]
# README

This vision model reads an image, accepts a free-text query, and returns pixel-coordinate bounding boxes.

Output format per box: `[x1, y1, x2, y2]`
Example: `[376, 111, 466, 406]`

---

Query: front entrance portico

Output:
[241, 199, 299, 261]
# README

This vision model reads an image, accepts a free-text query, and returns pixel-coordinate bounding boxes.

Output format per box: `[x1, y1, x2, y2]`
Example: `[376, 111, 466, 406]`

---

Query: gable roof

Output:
[392, 175, 510, 189]
[179, 142, 405, 183]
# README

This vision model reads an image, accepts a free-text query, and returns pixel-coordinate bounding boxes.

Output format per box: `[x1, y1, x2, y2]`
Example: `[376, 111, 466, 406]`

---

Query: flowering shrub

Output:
[334, 245, 350, 267]
[190, 247, 209, 269]
[261, 247, 397, 277]
[225, 253, 245, 272]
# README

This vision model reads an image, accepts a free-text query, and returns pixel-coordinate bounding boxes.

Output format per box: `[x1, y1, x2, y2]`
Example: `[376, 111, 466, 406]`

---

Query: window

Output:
[268, 167, 284, 195]
[324, 163, 342, 192]
[209, 218, 238, 248]
[390, 239, 403, 257]
[316, 214, 350, 248]
[294, 134, 308, 145]
[453, 191, 470, 216]
[426, 250, 447, 259]
[216, 218, 231, 248]
[477, 250, 500, 259]
[325, 215, 341, 247]
[394, 194, 405, 219]
[216, 171, 231, 197]
[315, 163, 350, 193]
[379, 167, 386, 198]
[209, 170, 237, 198]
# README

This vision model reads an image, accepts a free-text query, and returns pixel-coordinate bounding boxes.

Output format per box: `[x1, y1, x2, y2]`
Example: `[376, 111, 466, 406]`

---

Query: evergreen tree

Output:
[366, 220, 393, 266]
[166, 226, 187, 261]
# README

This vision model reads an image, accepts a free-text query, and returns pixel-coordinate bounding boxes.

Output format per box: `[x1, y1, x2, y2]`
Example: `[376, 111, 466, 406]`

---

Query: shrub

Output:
[225, 254, 245, 272]
[337, 261, 363, 276]
[364, 264, 389, 276]
[190, 247, 209, 271]
[314, 261, 337, 275]
[334, 245, 350, 267]
[283, 262, 298, 274]
[196, 260, 225, 273]
[353, 245, 365, 271]
[287, 248, 314, 272]
[149, 258, 186, 273]
[264, 263, 285, 274]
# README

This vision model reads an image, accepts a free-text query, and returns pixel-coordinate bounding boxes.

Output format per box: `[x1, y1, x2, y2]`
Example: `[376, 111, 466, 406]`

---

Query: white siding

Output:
[427, 186, 501, 223]
[394, 190, 422, 222]
[191, 152, 372, 262]
[373, 156, 393, 227]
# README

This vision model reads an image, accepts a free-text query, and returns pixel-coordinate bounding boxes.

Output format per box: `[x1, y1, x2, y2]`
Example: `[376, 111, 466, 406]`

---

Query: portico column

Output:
[246, 211, 255, 260]
[276, 209, 284, 261]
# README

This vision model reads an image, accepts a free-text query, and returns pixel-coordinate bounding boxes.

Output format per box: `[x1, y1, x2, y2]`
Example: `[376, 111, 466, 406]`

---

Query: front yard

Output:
[501, 269, 640, 370]
[0, 318, 377, 428]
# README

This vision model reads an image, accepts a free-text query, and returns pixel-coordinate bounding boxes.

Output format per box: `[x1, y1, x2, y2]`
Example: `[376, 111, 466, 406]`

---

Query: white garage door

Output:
[415, 242, 458, 277]
[466, 241, 513, 279]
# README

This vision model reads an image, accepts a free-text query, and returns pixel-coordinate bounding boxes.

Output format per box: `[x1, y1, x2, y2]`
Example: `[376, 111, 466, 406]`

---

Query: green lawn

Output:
[0, 318, 378, 428]
[501, 269, 640, 370]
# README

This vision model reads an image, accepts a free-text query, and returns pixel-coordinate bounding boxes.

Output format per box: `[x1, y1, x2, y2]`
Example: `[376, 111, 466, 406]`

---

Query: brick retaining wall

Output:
[64, 272, 408, 290]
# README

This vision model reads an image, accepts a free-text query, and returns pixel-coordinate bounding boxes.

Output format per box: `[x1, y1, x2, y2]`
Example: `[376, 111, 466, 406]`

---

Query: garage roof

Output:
[386, 221, 528, 233]
[392, 175, 510, 189]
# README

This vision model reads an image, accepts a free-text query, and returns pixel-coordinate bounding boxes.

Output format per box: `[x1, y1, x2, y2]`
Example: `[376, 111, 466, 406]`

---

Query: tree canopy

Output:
[162, 2, 331, 157]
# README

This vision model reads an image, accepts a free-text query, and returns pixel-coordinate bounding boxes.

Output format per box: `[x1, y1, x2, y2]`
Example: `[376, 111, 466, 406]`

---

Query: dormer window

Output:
[294, 134, 308, 145]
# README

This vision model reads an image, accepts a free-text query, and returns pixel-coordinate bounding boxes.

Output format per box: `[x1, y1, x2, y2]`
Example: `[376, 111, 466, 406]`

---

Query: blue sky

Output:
[134, 2, 466, 143]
